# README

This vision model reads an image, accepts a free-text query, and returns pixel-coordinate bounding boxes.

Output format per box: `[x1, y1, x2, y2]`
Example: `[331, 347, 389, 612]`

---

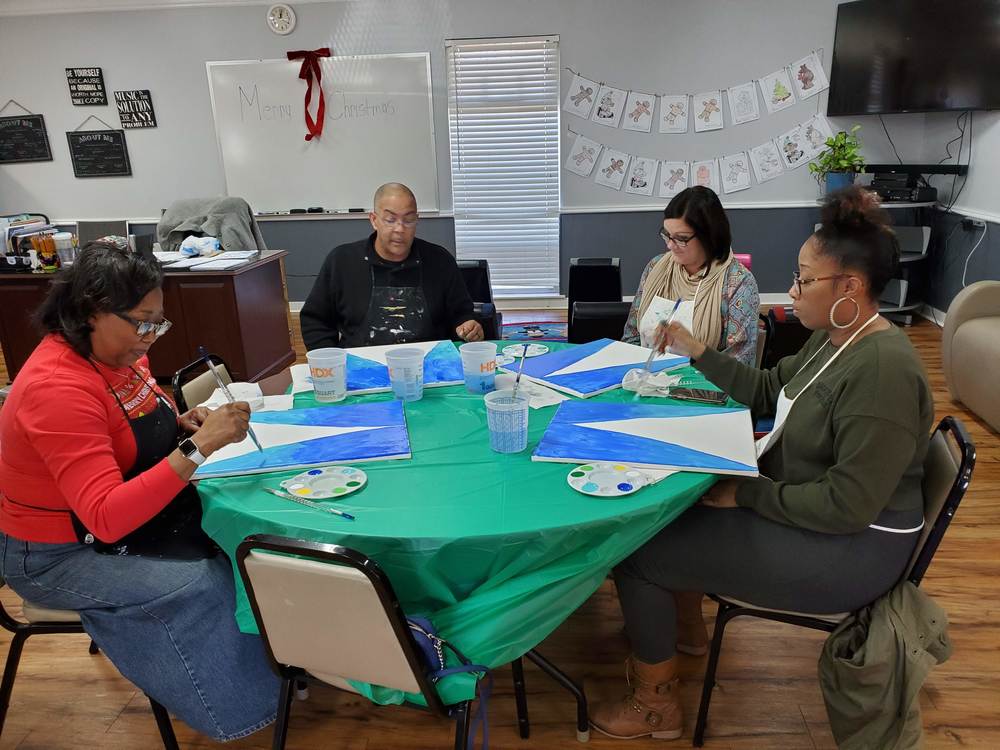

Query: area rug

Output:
[501, 321, 568, 341]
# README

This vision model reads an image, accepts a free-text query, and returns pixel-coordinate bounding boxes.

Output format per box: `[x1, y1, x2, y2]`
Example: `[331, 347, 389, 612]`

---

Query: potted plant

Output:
[809, 125, 865, 193]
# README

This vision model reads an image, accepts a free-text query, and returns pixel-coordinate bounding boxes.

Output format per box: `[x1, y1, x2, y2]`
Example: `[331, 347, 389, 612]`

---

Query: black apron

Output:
[70, 366, 218, 560]
[364, 252, 436, 346]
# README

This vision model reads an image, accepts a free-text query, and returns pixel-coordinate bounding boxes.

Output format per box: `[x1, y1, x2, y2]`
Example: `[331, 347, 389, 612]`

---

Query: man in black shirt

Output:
[300, 183, 484, 349]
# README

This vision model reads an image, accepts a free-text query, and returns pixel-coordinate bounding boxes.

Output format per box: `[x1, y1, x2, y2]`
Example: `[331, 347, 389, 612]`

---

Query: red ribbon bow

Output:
[287, 47, 332, 141]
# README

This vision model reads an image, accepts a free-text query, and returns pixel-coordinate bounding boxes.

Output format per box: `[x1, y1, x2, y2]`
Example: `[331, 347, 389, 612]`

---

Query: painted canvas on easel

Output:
[193, 400, 411, 479]
[532, 400, 758, 477]
[518, 338, 688, 398]
[344, 340, 463, 394]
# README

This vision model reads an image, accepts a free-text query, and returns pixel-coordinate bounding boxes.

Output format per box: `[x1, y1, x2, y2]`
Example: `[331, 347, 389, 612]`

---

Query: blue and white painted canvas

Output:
[344, 340, 463, 394]
[193, 400, 411, 479]
[532, 400, 758, 476]
[518, 338, 688, 398]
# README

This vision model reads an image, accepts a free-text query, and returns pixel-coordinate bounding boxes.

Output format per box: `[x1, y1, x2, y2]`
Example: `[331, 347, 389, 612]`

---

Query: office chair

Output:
[457, 259, 503, 340]
[171, 353, 232, 412]
[567, 258, 622, 342]
[693, 416, 976, 746]
[568, 301, 632, 344]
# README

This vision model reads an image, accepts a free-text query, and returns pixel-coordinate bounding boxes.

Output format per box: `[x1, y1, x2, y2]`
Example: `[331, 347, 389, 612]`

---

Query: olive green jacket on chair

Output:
[819, 581, 951, 749]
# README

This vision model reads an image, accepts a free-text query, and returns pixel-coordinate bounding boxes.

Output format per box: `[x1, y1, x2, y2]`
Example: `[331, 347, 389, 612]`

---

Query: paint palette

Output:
[567, 463, 648, 497]
[496, 354, 517, 368]
[503, 343, 550, 358]
[279, 466, 368, 500]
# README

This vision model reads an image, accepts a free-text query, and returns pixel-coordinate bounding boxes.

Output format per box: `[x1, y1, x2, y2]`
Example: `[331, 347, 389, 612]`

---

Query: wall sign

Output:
[115, 89, 157, 129]
[66, 67, 107, 105]
[0, 115, 53, 163]
[66, 130, 132, 177]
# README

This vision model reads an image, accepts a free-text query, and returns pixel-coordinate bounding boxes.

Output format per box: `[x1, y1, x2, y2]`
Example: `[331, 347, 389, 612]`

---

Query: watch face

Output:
[267, 4, 296, 35]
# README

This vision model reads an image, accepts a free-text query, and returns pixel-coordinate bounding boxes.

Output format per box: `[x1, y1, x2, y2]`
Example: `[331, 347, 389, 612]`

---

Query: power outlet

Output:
[961, 218, 987, 231]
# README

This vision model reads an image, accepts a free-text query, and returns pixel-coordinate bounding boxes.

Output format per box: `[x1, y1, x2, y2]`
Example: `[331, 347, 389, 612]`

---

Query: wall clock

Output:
[267, 4, 296, 35]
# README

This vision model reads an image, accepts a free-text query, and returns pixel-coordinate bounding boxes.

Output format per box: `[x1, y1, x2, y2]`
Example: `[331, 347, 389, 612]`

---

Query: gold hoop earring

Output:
[829, 296, 860, 330]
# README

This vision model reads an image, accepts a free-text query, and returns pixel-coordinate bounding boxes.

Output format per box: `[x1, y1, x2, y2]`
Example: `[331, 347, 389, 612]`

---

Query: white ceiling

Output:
[0, 0, 331, 17]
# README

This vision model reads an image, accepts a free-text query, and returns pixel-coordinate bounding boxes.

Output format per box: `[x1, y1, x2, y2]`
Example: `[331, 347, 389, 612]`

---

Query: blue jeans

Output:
[1, 534, 278, 741]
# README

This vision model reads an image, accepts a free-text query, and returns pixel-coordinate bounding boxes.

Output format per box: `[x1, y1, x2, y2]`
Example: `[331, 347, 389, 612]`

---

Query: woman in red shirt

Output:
[0, 238, 278, 740]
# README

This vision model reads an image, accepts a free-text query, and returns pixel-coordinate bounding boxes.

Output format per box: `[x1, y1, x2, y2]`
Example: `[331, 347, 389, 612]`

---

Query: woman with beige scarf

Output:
[622, 187, 759, 364]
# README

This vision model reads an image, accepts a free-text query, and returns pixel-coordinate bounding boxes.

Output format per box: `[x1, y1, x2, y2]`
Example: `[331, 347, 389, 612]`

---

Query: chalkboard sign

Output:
[0, 115, 53, 163]
[66, 67, 107, 105]
[66, 130, 132, 177]
[115, 90, 157, 129]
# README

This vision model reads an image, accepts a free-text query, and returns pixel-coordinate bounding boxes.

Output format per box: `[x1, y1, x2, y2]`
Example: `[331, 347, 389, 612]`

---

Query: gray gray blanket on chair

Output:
[156, 197, 268, 253]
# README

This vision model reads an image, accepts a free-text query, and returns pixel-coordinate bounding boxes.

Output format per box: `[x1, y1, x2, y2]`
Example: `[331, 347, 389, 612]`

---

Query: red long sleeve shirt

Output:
[0, 335, 188, 544]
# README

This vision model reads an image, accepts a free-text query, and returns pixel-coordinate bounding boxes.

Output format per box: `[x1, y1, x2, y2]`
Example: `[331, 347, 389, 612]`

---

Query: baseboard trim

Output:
[918, 304, 947, 327]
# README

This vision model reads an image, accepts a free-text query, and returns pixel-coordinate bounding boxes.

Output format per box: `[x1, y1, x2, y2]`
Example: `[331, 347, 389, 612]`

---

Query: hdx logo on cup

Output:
[306, 348, 347, 403]
[460, 342, 498, 394]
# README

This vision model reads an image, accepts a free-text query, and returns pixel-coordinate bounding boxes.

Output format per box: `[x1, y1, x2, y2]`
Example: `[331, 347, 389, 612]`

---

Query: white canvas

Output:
[693, 90, 724, 132]
[727, 81, 760, 125]
[594, 148, 630, 190]
[720, 151, 752, 194]
[625, 156, 657, 196]
[658, 161, 689, 199]
[591, 84, 627, 128]
[759, 68, 796, 114]
[691, 159, 721, 193]
[565, 133, 602, 177]
[562, 73, 599, 119]
[622, 90, 655, 132]
[791, 52, 829, 100]
[749, 140, 785, 183]
[775, 124, 809, 169]
[658, 95, 689, 134]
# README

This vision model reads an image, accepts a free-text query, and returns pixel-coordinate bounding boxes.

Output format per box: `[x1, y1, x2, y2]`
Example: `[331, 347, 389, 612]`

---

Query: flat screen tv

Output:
[828, 0, 1000, 115]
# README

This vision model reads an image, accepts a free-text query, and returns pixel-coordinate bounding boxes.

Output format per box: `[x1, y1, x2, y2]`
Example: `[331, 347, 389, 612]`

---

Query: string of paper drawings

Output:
[562, 50, 834, 196]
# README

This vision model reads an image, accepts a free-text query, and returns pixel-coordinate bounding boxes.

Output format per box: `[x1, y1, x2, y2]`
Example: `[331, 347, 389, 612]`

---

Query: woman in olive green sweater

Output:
[590, 187, 933, 741]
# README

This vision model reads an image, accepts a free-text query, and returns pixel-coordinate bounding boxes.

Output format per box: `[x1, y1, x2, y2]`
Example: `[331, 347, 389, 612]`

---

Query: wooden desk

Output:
[0, 250, 295, 383]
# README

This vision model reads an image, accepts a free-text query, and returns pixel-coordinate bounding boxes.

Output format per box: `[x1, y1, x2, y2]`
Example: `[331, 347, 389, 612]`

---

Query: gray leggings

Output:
[614, 505, 921, 662]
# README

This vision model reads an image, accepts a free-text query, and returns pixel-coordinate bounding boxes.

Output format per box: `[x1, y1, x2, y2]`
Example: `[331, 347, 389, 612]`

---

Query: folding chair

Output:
[0, 579, 178, 748]
[171, 353, 231, 412]
[693, 416, 976, 746]
[754, 313, 772, 369]
[236, 535, 591, 749]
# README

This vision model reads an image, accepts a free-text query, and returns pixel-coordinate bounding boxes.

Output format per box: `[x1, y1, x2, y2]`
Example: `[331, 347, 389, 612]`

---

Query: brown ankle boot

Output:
[675, 591, 709, 656]
[590, 656, 683, 740]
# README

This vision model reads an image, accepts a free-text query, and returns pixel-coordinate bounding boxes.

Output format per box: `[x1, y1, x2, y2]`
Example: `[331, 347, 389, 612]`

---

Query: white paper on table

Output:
[643, 468, 678, 485]
[198, 394, 294, 412]
[290, 363, 314, 393]
[153, 251, 184, 263]
[186, 258, 249, 271]
[495, 372, 569, 409]
[210, 250, 258, 259]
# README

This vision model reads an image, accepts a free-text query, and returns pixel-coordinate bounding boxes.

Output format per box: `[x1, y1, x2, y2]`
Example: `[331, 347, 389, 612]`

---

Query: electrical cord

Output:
[878, 115, 903, 163]
[961, 223, 988, 289]
[938, 111, 969, 164]
[945, 112, 973, 213]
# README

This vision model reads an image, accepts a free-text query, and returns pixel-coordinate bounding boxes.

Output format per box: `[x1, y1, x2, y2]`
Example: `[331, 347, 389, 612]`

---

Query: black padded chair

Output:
[171, 353, 232, 412]
[693, 416, 977, 746]
[457, 259, 503, 340]
[754, 313, 773, 369]
[567, 258, 622, 343]
[762, 307, 812, 369]
[568, 301, 632, 344]
[0, 580, 178, 748]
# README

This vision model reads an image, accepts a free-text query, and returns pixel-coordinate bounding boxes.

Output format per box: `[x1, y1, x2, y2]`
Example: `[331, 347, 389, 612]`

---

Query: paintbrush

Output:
[198, 346, 264, 454]
[634, 298, 683, 401]
[512, 342, 529, 399]
[263, 487, 356, 520]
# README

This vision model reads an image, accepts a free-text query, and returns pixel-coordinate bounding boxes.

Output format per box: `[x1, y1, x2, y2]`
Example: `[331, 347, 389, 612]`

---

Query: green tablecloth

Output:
[197, 343, 719, 705]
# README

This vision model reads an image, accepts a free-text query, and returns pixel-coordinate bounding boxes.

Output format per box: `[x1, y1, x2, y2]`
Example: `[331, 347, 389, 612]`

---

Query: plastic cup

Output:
[385, 347, 425, 402]
[459, 341, 498, 394]
[307, 347, 347, 403]
[53, 232, 76, 267]
[484, 389, 530, 453]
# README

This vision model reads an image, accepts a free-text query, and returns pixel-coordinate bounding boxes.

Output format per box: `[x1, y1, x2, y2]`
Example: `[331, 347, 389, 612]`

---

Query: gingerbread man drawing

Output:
[628, 99, 651, 123]
[665, 167, 686, 190]
[726, 160, 748, 183]
[698, 98, 720, 122]
[602, 158, 624, 178]
[696, 165, 712, 187]
[783, 138, 804, 163]
[571, 85, 594, 107]
[573, 146, 595, 166]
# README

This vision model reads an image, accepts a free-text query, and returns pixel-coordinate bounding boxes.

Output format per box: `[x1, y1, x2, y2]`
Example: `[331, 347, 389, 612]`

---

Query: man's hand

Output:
[456, 319, 485, 342]
[699, 478, 741, 508]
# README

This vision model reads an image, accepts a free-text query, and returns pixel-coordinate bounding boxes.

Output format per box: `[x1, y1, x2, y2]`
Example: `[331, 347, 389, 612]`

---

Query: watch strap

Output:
[179, 437, 207, 466]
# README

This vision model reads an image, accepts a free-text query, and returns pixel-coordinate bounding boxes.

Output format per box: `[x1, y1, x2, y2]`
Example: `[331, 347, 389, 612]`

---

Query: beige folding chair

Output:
[0, 579, 178, 747]
[693, 416, 976, 746]
[171, 353, 232, 412]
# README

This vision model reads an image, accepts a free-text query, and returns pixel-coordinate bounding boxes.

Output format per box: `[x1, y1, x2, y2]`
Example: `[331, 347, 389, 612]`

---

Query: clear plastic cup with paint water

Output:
[306, 347, 347, 403]
[483, 389, 530, 453]
[385, 347, 425, 402]
[459, 341, 498, 394]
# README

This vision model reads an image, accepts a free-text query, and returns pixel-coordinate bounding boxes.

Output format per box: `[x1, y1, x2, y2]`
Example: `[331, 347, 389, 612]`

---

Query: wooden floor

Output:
[1, 317, 997, 749]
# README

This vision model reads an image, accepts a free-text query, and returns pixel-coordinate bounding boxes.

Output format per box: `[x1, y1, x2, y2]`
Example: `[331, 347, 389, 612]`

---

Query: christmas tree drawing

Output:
[772, 79, 792, 103]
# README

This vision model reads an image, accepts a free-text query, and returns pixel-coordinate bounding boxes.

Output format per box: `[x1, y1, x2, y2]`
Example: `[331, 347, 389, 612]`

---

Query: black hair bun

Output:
[820, 186, 890, 233]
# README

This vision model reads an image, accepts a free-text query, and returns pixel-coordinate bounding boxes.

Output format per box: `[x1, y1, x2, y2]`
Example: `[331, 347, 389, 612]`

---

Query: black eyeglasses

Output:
[115, 312, 172, 338]
[792, 271, 845, 295]
[659, 228, 697, 247]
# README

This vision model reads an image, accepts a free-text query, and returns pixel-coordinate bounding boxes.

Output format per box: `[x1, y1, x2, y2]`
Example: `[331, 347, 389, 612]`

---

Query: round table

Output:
[197, 343, 719, 704]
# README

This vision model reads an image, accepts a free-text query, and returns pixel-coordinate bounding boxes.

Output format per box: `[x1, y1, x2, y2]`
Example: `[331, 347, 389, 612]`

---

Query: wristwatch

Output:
[178, 437, 207, 466]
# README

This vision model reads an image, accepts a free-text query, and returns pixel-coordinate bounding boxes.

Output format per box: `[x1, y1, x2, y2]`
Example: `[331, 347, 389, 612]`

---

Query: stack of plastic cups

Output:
[483, 389, 530, 453]
[459, 341, 498, 394]
[385, 347, 425, 402]
[306, 348, 347, 403]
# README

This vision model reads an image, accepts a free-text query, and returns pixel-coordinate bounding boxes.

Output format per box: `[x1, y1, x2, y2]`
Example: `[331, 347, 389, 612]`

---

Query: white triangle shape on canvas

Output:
[201, 422, 382, 466]
[344, 340, 443, 367]
[575, 410, 752, 466]
[549, 340, 674, 377]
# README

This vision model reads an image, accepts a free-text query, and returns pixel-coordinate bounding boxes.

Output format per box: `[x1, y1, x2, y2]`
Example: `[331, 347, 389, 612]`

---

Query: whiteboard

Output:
[206, 53, 438, 213]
